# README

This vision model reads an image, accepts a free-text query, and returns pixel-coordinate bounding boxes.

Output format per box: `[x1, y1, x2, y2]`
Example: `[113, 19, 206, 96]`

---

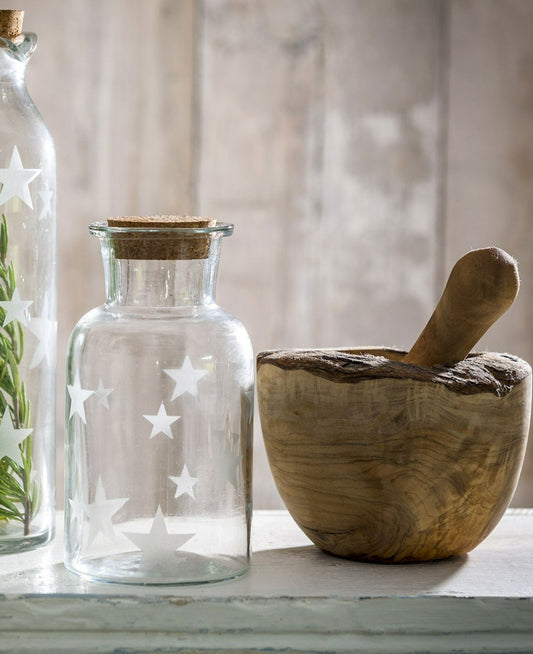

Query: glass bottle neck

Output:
[0, 60, 24, 85]
[101, 240, 222, 308]
[0, 34, 35, 85]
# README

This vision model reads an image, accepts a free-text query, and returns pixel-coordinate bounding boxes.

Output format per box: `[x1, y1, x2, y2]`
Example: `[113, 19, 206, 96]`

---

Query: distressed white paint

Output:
[0, 510, 532, 653]
[445, 0, 533, 506]
[13, 1, 533, 510]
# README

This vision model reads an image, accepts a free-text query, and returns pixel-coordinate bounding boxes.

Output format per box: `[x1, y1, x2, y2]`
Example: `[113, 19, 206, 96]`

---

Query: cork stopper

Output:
[106, 215, 218, 260]
[0, 10, 24, 41]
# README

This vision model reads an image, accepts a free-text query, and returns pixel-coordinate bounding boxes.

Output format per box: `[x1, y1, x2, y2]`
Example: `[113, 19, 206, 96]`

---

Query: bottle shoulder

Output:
[0, 87, 54, 140]
[67, 304, 253, 366]
[71, 303, 250, 334]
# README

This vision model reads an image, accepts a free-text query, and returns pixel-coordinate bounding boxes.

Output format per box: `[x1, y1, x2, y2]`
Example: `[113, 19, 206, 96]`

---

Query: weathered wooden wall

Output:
[18, 0, 533, 507]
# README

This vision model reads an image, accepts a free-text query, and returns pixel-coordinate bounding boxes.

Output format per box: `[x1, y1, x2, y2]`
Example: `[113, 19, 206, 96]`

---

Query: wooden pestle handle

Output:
[404, 247, 519, 367]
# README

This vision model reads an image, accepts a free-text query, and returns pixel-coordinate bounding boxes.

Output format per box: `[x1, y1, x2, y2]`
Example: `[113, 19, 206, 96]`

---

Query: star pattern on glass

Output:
[143, 402, 180, 439]
[82, 476, 129, 545]
[123, 506, 195, 566]
[0, 408, 32, 467]
[170, 464, 199, 500]
[37, 188, 52, 221]
[0, 146, 41, 209]
[163, 355, 207, 400]
[67, 371, 94, 424]
[94, 379, 113, 409]
[0, 288, 32, 326]
[68, 491, 85, 526]
[26, 292, 56, 369]
[27, 316, 56, 369]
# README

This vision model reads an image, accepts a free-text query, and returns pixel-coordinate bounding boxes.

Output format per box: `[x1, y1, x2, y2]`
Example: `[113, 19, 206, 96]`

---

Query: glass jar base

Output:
[66, 550, 248, 586]
[0, 527, 53, 554]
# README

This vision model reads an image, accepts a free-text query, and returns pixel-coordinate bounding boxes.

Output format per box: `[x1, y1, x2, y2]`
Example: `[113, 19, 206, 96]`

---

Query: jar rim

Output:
[0, 33, 37, 62]
[89, 220, 234, 237]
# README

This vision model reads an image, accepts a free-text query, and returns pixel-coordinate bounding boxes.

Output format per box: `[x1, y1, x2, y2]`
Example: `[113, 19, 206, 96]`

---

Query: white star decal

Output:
[0, 408, 32, 467]
[0, 146, 41, 209]
[94, 379, 113, 409]
[27, 293, 56, 369]
[27, 315, 56, 369]
[124, 506, 195, 566]
[0, 288, 32, 326]
[67, 371, 94, 424]
[170, 464, 199, 499]
[163, 356, 207, 400]
[68, 491, 85, 526]
[37, 188, 52, 221]
[82, 476, 129, 545]
[143, 402, 180, 439]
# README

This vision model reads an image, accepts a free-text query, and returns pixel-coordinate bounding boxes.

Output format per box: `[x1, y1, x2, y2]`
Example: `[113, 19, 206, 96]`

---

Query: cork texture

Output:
[107, 215, 217, 260]
[0, 10, 23, 40]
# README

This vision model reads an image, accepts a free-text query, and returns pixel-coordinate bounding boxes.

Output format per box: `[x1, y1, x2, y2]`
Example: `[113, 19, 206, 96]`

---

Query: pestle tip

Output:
[404, 246, 519, 368]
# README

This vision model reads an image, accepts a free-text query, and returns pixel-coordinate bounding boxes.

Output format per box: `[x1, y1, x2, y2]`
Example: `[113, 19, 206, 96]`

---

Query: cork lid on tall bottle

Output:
[106, 215, 218, 260]
[0, 10, 24, 41]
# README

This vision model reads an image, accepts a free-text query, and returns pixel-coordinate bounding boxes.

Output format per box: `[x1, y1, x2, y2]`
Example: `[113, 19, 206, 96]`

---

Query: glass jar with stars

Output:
[64, 216, 254, 584]
[0, 11, 56, 553]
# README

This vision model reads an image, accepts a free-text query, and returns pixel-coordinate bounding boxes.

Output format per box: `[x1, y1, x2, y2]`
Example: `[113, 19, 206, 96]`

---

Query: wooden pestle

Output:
[404, 247, 519, 367]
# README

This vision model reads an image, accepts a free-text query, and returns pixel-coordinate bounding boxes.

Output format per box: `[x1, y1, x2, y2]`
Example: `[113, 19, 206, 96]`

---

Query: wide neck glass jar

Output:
[0, 11, 56, 552]
[64, 217, 254, 585]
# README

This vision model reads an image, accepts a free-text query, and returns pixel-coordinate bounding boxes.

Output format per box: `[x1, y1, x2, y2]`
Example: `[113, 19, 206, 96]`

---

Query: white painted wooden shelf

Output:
[0, 509, 532, 654]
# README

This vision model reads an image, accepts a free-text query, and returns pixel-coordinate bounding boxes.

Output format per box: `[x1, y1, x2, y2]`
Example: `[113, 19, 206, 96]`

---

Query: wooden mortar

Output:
[257, 248, 532, 562]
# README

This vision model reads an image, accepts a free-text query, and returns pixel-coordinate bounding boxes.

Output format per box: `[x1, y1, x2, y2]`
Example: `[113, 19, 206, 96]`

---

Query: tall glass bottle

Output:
[65, 216, 254, 584]
[0, 11, 56, 552]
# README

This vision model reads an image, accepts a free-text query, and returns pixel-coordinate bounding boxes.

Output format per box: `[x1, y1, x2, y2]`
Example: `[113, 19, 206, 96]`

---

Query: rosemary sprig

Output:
[0, 213, 36, 536]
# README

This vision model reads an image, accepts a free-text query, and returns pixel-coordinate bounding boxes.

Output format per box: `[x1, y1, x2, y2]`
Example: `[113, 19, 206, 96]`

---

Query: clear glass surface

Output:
[64, 224, 254, 584]
[0, 33, 56, 552]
